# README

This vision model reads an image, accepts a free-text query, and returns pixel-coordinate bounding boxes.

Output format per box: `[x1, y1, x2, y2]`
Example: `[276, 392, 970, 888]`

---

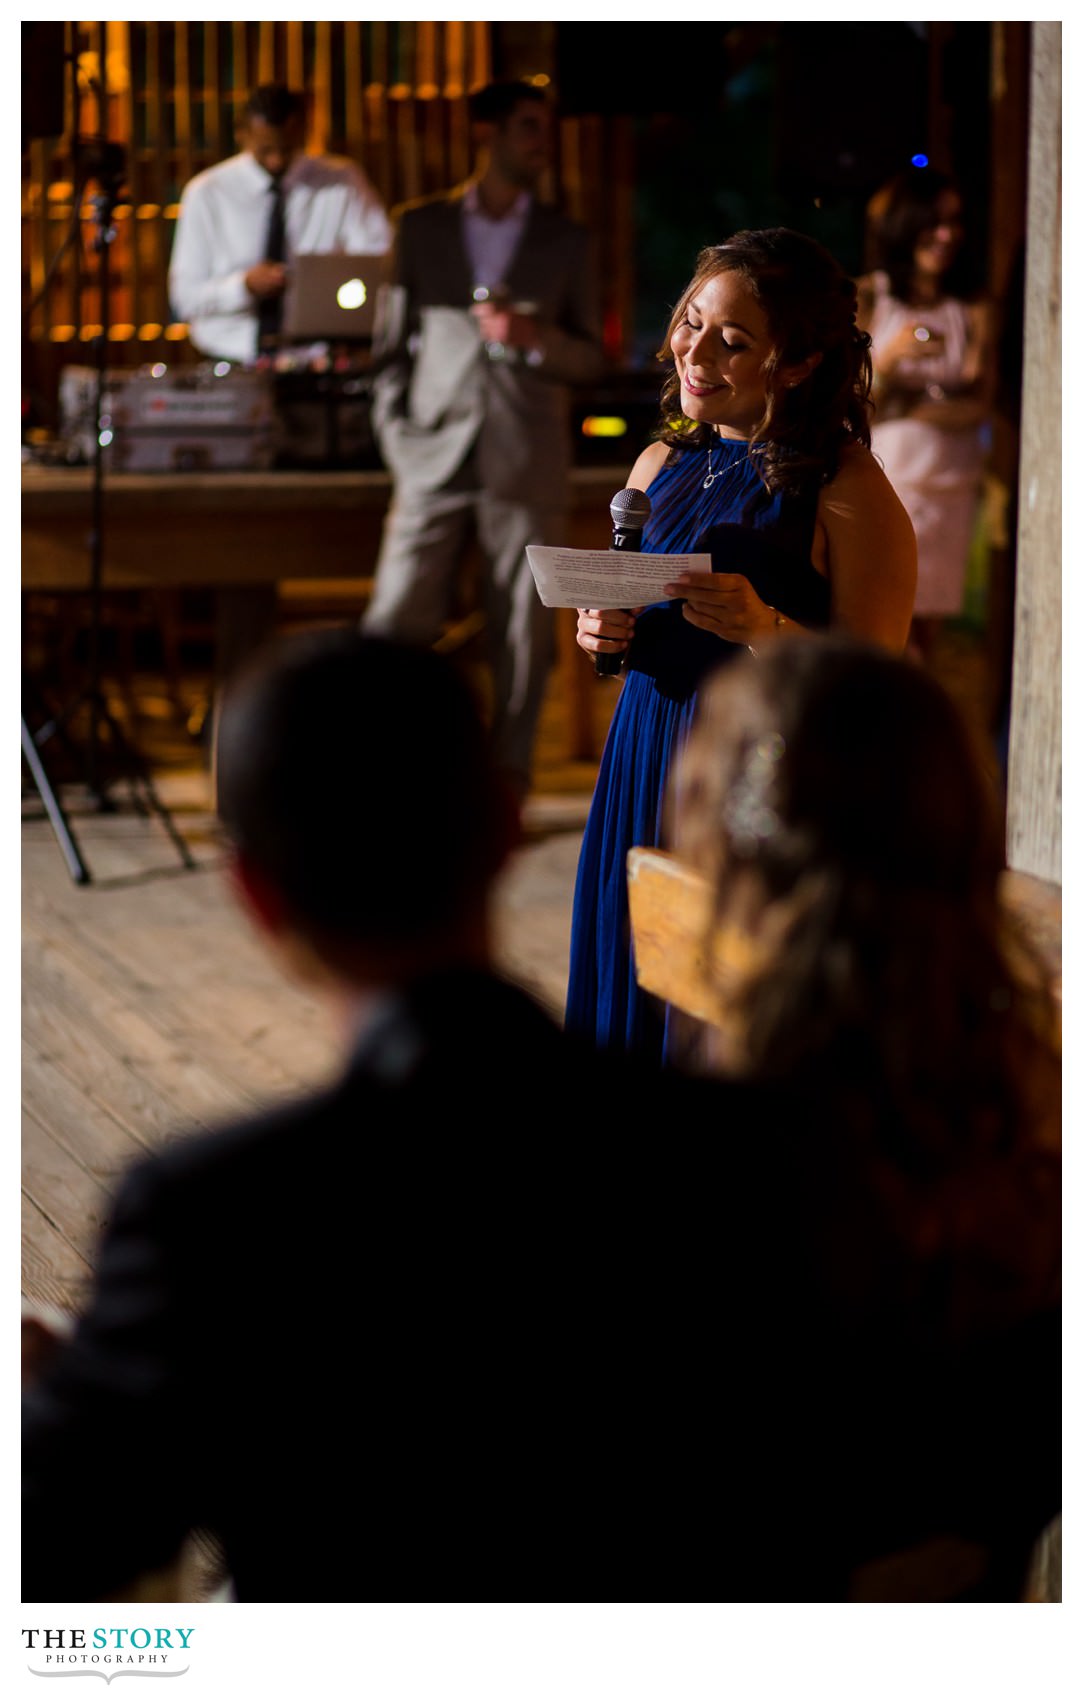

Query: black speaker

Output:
[23, 22, 66, 147]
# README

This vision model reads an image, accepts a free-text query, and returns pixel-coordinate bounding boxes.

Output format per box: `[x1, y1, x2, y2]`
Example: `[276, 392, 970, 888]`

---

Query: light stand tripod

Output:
[22, 134, 195, 884]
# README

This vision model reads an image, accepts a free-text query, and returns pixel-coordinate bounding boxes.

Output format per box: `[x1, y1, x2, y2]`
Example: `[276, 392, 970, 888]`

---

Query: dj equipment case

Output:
[60, 366, 275, 471]
[59, 363, 383, 471]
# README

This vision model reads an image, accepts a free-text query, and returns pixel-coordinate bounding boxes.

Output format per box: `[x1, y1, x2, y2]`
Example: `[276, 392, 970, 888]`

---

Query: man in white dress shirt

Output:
[168, 84, 391, 364]
[363, 81, 602, 797]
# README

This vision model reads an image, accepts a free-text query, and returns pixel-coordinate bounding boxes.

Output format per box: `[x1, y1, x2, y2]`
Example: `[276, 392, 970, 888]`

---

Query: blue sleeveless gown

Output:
[565, 438, 830, 1064]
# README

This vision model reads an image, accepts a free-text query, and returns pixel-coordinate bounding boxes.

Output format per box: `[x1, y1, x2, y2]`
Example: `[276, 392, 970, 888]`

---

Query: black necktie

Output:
[257, 177, 286, 352]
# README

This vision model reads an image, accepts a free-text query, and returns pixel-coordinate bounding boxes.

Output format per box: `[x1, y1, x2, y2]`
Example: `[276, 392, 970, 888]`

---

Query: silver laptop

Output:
[280, 253, 382, 341]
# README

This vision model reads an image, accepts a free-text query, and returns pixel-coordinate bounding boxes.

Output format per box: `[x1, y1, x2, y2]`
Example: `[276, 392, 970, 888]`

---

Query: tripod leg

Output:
[136, 771, 198, 870]
[92, 695, 197, 870]
[21, 717, 91, 886]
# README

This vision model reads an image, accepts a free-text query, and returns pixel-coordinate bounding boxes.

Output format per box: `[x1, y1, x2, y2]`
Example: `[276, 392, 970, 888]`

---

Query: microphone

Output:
[595, 486, 653, 677]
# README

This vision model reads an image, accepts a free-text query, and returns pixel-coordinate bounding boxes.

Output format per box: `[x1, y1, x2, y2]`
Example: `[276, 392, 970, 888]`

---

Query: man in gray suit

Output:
[363, 81, 604, 797]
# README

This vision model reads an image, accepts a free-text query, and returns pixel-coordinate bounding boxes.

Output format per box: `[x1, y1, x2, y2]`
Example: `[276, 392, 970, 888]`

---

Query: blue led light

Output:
[911, 153, 929, 168]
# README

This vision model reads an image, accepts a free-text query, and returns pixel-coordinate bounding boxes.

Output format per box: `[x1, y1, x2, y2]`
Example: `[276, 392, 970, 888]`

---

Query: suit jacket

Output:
[22, 968, 1059, 1603]
[372, 186, 603, 501]
[21, 967, 731, 1603]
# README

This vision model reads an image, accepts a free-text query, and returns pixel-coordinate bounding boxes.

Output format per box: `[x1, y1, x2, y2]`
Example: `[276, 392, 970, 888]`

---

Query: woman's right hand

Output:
[576, 608, 640, 658]
[875, 318, 945, 380]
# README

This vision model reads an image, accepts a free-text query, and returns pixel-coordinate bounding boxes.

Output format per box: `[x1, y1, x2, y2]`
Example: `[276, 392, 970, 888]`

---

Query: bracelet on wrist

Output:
[747, 607, 789, 660]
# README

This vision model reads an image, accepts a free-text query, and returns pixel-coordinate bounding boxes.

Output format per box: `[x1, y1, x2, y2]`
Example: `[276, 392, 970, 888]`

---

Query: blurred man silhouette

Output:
[169, 83, 390, 361]
[364, 80, 603, 798]
[21, 631, 704, 1603]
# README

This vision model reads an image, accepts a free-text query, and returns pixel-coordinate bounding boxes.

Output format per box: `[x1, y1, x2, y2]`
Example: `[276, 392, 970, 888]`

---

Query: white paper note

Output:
[525, 546, 712, 610]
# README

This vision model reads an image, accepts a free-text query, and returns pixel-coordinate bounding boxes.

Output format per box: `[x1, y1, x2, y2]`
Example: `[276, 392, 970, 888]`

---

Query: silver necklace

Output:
[703, 439, 756, 491]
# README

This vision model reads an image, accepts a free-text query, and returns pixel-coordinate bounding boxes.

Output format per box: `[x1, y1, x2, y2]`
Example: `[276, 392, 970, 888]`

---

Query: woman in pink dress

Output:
[859, 167, 994, 660]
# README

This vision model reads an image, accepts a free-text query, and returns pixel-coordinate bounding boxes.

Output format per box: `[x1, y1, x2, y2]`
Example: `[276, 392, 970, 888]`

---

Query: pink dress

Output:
[866, 272, 986, 617]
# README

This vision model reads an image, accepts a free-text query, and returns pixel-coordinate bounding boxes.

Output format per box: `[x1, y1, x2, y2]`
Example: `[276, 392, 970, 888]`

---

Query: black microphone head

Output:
[610, 486, 652, 528]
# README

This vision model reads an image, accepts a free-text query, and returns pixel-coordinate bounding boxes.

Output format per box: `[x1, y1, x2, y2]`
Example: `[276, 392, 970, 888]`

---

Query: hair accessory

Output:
[724, 732, 786, 854]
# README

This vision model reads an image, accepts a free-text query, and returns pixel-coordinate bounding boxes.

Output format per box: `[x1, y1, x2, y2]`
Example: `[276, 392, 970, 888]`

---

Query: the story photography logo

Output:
[22, 1623, 194, 1683]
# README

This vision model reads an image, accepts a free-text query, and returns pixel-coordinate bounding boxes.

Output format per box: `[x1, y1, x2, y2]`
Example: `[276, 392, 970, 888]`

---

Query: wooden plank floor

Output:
[21, 655, 621, 1319]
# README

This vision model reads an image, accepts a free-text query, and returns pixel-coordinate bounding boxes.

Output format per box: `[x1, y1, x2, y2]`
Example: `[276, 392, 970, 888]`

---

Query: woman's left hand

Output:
[662, 571, 775, 645]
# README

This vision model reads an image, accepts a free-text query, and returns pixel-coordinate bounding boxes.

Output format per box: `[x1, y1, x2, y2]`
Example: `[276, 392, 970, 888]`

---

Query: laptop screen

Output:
[280, 254, 382, 341]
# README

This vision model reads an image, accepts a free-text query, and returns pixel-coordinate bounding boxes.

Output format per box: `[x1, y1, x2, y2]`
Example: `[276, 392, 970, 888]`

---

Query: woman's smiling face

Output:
[912, 188, 964, 281]
[670, 270, 775, 440]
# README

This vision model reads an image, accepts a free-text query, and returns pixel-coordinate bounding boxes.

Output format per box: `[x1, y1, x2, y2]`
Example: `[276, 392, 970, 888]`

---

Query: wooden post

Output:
[983, 24, 1030, 747]
[1006, 23, 1060, 883]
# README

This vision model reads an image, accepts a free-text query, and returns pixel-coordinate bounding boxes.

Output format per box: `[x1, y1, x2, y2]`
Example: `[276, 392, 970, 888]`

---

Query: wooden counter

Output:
[21, 464, 617, 588]
[22, 463, 622, 758]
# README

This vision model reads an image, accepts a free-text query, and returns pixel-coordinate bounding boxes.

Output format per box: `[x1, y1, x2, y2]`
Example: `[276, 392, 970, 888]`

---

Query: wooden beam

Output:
[1006, 22, 1061, 883]
[983, 23, 1030, 751]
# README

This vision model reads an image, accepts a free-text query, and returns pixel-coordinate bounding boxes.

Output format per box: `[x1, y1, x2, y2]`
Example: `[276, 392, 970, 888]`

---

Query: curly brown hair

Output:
[865, 165, 979, 304]
[656, 229, 873, 495]
[674, 640, 1060, 1332]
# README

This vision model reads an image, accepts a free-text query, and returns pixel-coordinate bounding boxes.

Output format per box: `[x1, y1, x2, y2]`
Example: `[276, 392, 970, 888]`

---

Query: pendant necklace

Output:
[703, 438, 756, 491]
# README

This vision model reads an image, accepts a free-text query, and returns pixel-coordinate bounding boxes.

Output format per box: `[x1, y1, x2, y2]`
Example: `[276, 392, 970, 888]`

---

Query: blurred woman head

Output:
[675, 639, 1054, 1135]
[672, 638, 1059, 1323]
[866, 165, 974, 303]
[656, 228, 873, 492]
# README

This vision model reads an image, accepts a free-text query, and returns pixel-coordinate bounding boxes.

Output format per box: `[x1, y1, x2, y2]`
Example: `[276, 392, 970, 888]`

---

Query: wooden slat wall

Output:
[203, 25, 221, 162]
[23, 22, 633, 420]
[313, 21, 332, 156]
[343, 23, 363, 161]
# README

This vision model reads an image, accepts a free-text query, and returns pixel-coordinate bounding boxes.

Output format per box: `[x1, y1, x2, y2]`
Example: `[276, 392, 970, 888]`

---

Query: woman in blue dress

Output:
[567, 228, 917, 1062]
